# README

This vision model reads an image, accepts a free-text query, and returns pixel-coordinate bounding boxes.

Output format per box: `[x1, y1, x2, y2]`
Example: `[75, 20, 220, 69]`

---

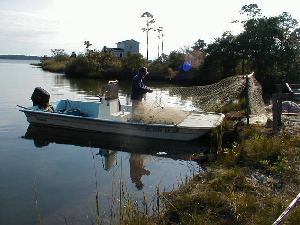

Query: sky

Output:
[0, 0, 299, 60]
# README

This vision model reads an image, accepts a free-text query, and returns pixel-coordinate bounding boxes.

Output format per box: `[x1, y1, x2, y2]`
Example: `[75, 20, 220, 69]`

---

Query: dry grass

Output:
[41, 59, 69, 73]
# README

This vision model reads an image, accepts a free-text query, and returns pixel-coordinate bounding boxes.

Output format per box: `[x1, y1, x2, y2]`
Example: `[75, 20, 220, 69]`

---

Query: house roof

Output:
[111, 48, 124, 51]
[105, 47, 124, 51]
[116, 39, 139, 44]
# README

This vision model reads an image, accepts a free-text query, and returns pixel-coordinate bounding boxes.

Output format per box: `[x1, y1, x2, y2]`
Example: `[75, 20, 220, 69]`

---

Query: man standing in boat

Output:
[131, 67, 153, 113]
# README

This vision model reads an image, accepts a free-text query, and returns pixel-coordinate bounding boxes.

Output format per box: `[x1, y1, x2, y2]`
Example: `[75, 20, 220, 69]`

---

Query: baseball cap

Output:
[139, 67, 149, 75]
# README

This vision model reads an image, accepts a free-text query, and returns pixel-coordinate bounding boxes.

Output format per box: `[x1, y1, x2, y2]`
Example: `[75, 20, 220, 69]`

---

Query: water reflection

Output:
[53, 75, 132, 97]
[52, 74, 176, 100]
[23, 124, 209, 190]
[23, 124, 207, 155]
[97, 148, 117, 171]
[130, 154, 150, 190]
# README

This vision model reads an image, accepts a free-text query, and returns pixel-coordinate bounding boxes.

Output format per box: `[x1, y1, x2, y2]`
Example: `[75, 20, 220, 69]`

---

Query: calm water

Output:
[0, 60, 206, 225]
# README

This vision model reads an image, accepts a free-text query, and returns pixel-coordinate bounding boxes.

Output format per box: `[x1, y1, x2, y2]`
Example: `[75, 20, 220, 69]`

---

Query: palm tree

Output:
[156, 26, 164, 58]
[141, 12, 156, 61]
[84, 41, 92, 49]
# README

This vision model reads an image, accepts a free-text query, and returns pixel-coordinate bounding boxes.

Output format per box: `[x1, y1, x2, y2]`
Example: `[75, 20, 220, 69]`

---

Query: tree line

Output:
[41, 4, 300, 93]
[0, 55, 41, 60]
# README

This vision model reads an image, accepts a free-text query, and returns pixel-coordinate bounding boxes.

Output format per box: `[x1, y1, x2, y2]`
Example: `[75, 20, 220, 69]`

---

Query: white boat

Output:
[19, 81, 224, 141]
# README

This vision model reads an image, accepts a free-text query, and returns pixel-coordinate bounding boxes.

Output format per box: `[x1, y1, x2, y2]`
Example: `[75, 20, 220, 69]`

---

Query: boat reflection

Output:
[23, 124, 210, 156]
[96, 149, 118, 170]
[23, 124, 210, 190]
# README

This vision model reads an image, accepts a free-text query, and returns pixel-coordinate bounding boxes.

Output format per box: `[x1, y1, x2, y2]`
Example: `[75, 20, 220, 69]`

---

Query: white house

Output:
[102, 39, 139, 58]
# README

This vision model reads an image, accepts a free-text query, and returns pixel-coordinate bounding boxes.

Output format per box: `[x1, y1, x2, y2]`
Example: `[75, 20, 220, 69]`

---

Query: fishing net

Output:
[247, 75, 266, 115]
[167, 75, 247, 112]
[132, 74, 266, 124]
[132, 105, 190, 125]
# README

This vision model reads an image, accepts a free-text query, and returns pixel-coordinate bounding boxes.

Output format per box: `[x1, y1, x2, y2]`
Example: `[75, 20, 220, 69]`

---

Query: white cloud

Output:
[0, 10, 60, 55]
[0, 10, 58, 32]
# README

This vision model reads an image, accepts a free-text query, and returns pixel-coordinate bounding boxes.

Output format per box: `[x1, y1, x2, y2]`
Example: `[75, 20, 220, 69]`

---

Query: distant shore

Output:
[0, 55, 41, 60]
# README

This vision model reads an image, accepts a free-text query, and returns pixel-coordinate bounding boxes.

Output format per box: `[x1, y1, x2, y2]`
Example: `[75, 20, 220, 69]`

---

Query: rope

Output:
[273, 193, 300, 225]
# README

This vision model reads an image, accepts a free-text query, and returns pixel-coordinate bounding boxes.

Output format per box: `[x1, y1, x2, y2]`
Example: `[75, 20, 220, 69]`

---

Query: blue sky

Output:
[0, 0, 299, 59]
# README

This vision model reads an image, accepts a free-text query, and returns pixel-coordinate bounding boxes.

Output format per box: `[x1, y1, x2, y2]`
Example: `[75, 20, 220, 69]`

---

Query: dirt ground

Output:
[281, 113, 300, 135]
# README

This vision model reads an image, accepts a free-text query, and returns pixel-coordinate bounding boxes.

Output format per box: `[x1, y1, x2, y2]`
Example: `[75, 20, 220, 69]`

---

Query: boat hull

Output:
[20, 109, 219, 141]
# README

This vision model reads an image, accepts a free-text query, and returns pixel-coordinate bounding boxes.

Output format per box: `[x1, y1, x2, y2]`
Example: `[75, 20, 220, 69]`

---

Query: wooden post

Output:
[278, 94, 283, 126]
[272, 93, 284, 131]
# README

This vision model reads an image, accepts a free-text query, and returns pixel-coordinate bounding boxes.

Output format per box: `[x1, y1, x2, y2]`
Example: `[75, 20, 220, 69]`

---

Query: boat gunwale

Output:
[19, 108, 178, 128]
[19, 108, 223, 130]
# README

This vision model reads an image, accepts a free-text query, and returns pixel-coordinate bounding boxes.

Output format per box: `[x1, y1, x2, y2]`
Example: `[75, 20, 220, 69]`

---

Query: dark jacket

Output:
[131, 74, 150, 100]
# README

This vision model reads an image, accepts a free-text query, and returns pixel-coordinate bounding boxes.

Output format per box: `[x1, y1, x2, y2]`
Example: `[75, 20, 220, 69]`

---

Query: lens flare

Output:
[182, 61, 192, 71]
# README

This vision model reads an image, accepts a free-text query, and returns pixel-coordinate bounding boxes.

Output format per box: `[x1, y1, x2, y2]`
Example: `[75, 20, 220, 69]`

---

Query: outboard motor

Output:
[105, 80, 119, 100]
[31, 87, 50, 109]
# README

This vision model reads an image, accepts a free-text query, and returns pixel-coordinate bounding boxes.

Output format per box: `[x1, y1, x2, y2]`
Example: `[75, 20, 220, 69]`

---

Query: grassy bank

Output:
[159, 114, 300, 225]
[40, 59, 70, 73]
